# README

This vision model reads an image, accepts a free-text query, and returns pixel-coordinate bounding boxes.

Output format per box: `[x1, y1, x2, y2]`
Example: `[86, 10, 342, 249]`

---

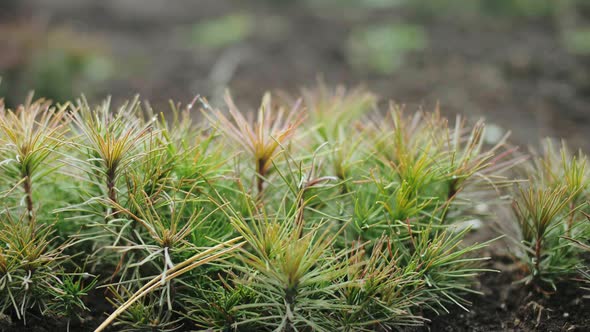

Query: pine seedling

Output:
[440, 117, 520, 202]
[104, 286, 182, 332]
[367, 107, 446, 196]
[511, 141, 589, 289]
[301, 82, 376, 144]
[342, 109, 444, 242]
[400, 225, 496, 314]
[144, 100, 227, 197]
[361, 106, 520, 223]
[95, 238, 244, 332]
[337, 237, 425, 330]
[512, 185, 585, 288]
[103, 185, 215, 309]
[360, 109, 446, 220]
[527, 140, 589, 234]
[301, 83, 375, 184]
[326, 105, 506, 317]
[43, 273, 98, 329]
[266, 144, 343, 234]
[350, 191, 496, 316]
[205, 91, 304, 197]
[66, 96, 154, 217]
[0, 212, 92, 325]
[0, 95, 92, 326]
[96, 177, 241, 330]
[0, 95, 69, 221]
[225, 197, 352, 332]
[132, 99, 190, 198]
[513, 186, 577, 282]
[180, 271, 261, 331]
[123, 124, 177, 204]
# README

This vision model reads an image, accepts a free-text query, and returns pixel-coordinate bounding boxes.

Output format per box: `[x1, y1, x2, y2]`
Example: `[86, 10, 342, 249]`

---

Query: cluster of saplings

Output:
[0, 85, 588, 331]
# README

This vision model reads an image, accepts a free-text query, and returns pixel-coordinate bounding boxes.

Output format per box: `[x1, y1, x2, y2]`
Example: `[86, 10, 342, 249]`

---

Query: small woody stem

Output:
[23, 175, 34, 223]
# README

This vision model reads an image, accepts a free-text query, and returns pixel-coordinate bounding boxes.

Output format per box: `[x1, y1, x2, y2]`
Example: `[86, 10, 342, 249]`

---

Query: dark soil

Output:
[0, 289, 111, 332]
[423, 254, 590, 332]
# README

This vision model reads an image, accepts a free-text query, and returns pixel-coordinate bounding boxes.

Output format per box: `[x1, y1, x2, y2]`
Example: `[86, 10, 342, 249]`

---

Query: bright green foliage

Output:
[227, 202, 352, 331]
[0, 213, 92, 325]
[0, 95, 94, 326]
[106, 286, 182, 332]
[2, 85, 575, 332]
[337, 237, 425, 330]
[44, 274, 98, 324]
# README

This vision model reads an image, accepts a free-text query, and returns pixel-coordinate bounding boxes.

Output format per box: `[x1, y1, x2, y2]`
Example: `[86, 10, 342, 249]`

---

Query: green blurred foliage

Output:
[0, 26, 113, 106]
[190, 14, 255, 50]
[26, 50, 112, 104]
[479, 0, 561, 18]
[307, 0, 404, 9]
[347, 24, 428, 75]
[307, 0, 572, 19]
[563, 28, 590, 55]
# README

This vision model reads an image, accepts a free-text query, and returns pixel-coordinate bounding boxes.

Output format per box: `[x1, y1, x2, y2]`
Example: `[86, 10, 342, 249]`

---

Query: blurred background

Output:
[1, 0, 590, 150]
